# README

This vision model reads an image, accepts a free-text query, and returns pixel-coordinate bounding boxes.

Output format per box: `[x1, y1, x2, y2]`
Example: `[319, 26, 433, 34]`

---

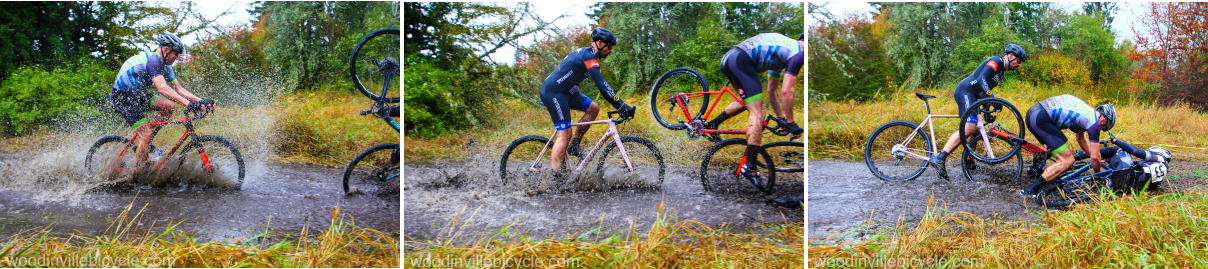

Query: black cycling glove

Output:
[785, 121, 803, 135]
[618, 102, 636, 120]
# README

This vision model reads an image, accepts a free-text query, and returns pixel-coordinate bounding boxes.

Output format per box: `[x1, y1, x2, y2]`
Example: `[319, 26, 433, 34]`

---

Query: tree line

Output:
[810, 2, 1208, 110]
[0, 1, 400, 136]
[405, 2, 803, 138]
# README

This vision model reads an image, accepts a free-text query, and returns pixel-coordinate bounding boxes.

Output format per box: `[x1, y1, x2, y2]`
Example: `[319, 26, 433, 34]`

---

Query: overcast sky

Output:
[808, 2, 1147, 44]
[485, 2, 598, 65]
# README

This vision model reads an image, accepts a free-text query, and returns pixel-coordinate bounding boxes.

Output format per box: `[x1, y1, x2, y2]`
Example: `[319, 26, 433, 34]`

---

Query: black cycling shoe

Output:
[766, 195, 803, 208]
[963, 156, 976, 171]
[928, 154, 950, 181]
[1019, 189, 1038, 199]
[566, 138, 584, 158]
[740, 164, 764, 188]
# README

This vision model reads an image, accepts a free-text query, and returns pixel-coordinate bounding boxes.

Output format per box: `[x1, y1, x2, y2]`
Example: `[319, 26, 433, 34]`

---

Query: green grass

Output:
[809, 82, 1208, 161]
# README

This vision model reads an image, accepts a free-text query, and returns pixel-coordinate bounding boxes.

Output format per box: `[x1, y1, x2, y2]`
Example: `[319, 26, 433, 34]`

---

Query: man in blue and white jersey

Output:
[1020, 94, 1117, 197]
[109, 33, 213, 168]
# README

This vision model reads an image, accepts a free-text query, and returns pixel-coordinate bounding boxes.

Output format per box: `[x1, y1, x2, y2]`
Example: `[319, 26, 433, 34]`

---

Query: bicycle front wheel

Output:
[761, 141, 804, 173]
[864, 120, 932, 181]
[701, 138, 776, 194]
[595, 136, 665, 189]
[179, 135, 246, 189]
[649, 67, 709, 130]
[350, 28, 400, 103]
[959, 97, 1024, 164]
[343, 143, 400, 196]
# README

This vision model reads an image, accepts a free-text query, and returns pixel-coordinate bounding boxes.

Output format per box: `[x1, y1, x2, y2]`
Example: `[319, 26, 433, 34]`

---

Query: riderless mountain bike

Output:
[342, 28, 400, 195]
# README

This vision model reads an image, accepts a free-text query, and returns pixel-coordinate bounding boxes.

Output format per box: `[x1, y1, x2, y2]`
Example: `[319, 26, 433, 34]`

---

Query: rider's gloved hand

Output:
[784, 121, 803, 135]
[618, 103, 636, 120]
[187, 101, 202, 111]
[200, 99, 215, 111]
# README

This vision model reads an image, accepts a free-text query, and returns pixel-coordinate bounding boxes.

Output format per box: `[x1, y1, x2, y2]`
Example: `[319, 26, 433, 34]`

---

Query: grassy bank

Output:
[405, 204, 803, 268]
[404, 93, 805, 167]
[809, 82, 1208, 161]
[809, 188, 1208, 268]
[0, 200, 398, 267]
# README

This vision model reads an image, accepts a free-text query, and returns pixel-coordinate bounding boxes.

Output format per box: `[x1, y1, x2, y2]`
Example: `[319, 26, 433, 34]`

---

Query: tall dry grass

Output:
[810, 189, 1208, 268]
[809, 82, 1208, 161]
[405, 203, 804, 268]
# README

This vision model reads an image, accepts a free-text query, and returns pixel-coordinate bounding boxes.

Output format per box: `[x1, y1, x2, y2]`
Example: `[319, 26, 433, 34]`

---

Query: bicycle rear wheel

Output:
[761, 141, 804, 173]
[179, 135, 246, 189]
[342, 143, 400, 196]
[595, 136, 665, 189]
[1036, 180, 1100, 208]
[649, 67, 709, 130]
[960, 134, 1022, 182]
[500, 135, 567, 188]
[85, 136, 139, 179]
[701, 138, 776, 194]
[864, 120, 932, 181]
[350, 28, 400, 103]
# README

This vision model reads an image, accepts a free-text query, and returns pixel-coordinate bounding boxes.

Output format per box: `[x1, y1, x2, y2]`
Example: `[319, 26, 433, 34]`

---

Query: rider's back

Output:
[113, 51, 177, 92]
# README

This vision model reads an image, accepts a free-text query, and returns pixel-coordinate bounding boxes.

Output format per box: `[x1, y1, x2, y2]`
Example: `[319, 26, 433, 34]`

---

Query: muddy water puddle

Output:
[808, 159, 1208, 242]
[0, 157, 400, 242]
[404, 161, 804, 243]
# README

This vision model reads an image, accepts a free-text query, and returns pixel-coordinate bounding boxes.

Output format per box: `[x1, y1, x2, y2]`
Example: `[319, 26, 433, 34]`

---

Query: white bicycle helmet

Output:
[1148, 146, 1172, 161]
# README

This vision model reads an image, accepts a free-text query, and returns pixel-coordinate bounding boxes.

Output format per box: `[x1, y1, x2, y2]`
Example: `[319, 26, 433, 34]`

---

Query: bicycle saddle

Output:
[915, 92, 936, 101]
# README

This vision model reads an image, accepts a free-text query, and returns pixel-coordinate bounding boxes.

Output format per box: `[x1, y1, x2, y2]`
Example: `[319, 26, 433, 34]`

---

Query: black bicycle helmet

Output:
[157, 32, 186, 54]
[1096, 103, 1116, 131]
[1004, 43, 1027, 62]
[797, 33, 805, 41]
[591, 27, 617, 46]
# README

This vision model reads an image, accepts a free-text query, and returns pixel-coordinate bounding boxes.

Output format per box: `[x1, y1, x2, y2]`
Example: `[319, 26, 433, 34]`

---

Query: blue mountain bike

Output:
[342, 28, 400, 195]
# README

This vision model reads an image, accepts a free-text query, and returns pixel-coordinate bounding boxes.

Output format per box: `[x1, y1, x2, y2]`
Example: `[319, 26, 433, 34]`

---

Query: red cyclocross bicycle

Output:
[649, 67, 803, 194]
[85, 108, 246, 188]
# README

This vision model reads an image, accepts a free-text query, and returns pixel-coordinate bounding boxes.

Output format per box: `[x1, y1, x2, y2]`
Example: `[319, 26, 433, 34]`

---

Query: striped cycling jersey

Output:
[731, 33, 804, 78]
[1037, 94, 1099, 133]
[113, 51, 177, 92]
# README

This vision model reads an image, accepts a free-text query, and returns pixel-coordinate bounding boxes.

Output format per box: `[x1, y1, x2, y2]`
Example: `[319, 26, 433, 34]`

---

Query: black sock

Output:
[569, 137, 581, 148]
[744, 144, 760, 169]
[935, 150, 949, 161]
[707, 111, 732, 127]
[1025, 177, 1049, 194]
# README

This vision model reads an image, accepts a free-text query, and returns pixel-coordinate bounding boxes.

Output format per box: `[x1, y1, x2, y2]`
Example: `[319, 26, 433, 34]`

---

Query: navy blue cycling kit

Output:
[1025, 94, 1102, 154]
[954, 56, 1007, 123]
[539, 47, 624, 130]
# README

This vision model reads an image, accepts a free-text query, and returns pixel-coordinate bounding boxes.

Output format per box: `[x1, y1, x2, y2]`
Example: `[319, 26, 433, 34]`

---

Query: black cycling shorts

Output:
[953, 84, 980, 124]
[720, 48, 764, 104]
[1026, 104, 1070, 154]
[540, 86, 594, 131]
[109, 88, 156, 128]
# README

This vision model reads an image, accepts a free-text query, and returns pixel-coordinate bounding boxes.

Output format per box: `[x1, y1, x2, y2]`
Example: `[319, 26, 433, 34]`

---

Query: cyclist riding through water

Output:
[539, 27, 636, 173]
[109, 33, 214, 171]
[1020, 95, 1116, 198]
[703, 33, 805, 138]
[928, 44, 1028, 180]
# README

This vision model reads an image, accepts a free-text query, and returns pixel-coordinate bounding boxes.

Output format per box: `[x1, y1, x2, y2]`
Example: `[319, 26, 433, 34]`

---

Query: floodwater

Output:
[808, 158, 1207, 242]
[0, 154, 400, 242]
[403, 155, 804, 244]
